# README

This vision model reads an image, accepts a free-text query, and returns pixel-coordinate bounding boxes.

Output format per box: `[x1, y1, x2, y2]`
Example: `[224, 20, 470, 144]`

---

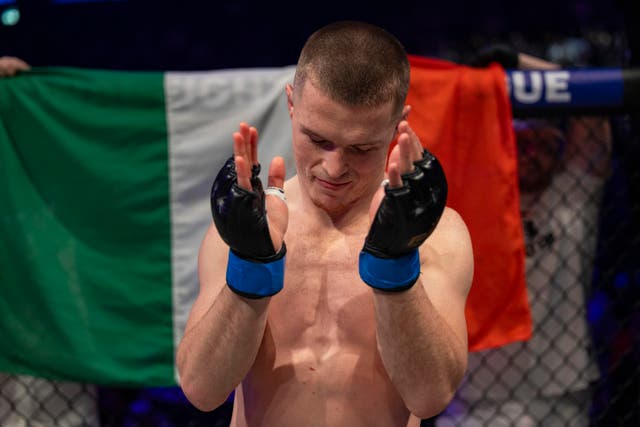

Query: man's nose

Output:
[323, 149, 348, 179]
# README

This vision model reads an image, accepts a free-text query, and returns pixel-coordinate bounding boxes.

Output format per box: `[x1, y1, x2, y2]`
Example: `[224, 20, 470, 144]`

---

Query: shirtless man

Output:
[177, 21, 474, 427]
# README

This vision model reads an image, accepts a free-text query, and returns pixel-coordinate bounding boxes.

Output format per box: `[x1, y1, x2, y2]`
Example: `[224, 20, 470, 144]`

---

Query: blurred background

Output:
[0, 0, 636, 70]
[1, 0, 639, 426]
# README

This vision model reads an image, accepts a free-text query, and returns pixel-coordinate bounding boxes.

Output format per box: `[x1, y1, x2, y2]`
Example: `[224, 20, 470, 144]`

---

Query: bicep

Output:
[420, 208, 474, 346]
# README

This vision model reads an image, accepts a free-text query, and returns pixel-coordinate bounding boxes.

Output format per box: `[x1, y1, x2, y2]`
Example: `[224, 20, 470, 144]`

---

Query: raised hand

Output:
[232, 123, 288, 252]
[210, 122, 288, 298]
[387, 120, 426, 188]
[368, 117, 426, 221]
[361, 116, 448, 291]
[0, 56, 30, 77]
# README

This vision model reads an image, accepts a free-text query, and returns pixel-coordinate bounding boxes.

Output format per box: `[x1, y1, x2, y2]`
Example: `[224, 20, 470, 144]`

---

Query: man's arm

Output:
[362, 120, 473, 418]
[177, 123, 287, 411]
[517, 52, 560, 70]
[464, 44, 560, 71]
[373, 208, 473, 418]
[176, 223, 271, 411]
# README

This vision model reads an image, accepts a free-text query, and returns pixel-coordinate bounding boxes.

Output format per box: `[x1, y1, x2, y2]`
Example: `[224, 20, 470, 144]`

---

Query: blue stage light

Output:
[1, 7, 19, 26]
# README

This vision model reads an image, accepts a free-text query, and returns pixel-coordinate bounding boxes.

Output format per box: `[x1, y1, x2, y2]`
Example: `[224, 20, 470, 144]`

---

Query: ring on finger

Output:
[265, 186, 287, 203]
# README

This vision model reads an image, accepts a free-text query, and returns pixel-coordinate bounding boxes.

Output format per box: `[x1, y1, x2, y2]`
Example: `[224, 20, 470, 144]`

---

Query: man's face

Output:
[516, 125, 564, 194]
[286, 80, 399, 216]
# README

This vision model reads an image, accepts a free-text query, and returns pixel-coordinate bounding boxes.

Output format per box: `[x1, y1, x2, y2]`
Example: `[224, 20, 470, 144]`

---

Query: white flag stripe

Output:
[165, 66, 296, 380]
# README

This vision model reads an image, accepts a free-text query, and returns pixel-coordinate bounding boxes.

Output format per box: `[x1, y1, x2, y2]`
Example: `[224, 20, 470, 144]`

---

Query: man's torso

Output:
[230, 188, 418, 427]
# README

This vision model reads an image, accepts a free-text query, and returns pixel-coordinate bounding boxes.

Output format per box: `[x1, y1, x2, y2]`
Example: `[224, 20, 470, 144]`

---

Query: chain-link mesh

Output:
[433, 114, 640, 427]
[0, 373, 98, 426]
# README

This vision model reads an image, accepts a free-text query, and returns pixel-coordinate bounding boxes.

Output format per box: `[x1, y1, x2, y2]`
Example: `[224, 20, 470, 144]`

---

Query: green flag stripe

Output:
[0, 68, 175, 385]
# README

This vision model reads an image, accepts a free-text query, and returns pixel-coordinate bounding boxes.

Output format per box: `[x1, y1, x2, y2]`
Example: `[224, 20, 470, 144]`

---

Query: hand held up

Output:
[360, 143, 448, 292]
[211, 158, 282, 261]
[210, 123, 287, 298]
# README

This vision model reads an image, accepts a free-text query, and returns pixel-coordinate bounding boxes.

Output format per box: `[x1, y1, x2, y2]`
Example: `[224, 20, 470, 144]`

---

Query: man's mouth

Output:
[315, 177, 350, 191]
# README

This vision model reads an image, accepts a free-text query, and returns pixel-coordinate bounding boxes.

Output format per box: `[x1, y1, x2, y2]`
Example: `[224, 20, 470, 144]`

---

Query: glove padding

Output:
[363, 149, 447, 258]
[210, 156, 284, 262]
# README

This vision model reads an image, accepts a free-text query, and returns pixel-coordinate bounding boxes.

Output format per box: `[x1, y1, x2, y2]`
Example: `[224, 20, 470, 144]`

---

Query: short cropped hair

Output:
[293, 21, 410, 118]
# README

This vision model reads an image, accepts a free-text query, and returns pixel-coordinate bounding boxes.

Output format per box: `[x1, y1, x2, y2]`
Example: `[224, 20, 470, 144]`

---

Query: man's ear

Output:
[286, 84, 294, 118]
[393, 105, 412, 136]
[402, 105, 411, 121]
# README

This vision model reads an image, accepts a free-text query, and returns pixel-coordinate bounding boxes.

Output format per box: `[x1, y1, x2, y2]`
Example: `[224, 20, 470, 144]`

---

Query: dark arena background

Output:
[1, 1, 639, 426]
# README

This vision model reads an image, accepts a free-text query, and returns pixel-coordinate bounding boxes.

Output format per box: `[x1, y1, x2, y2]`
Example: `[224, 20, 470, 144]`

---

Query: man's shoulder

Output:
[283, 175, 299, 195]
[438, 207, 470, 235]
[422, 207, 473, 260]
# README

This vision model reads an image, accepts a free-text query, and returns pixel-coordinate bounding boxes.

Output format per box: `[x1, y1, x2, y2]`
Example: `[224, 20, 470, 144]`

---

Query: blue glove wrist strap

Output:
[226, 248, 285, 298]
[359, 250, 420, 291]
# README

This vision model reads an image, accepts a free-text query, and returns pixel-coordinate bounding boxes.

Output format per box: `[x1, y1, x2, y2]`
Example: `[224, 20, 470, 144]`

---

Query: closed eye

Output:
[351, 145, 376, 154]
[310, 137, 335, 151]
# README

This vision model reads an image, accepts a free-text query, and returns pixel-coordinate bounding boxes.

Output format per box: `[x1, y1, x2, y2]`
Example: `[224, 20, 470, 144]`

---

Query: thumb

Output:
[265, 156, 288, 250]
[268, 156, 286, 188]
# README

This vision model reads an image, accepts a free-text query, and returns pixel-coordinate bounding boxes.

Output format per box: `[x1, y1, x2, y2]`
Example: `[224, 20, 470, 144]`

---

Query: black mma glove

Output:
[210, 156, 286, 298]
[359, 149, 447, 291]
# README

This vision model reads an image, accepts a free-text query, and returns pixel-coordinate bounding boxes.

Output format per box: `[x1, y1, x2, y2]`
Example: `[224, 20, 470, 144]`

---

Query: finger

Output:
[233, 131, 252, 190]
[386, 163, 403, 188]
[233, 127, 246, 161]
[399, 121, 422, 159]
[0, 57, 29, 77]
[238, 122, 251, 160]
[235, 155, 252, 190]
[397, 133, 413, 174]
[233, 131, 245, 160]
[267, 156, 286, 189]
[15, 58, 31, 71]
[0, 56, 29, 68]
[397, 121, 423, 161]
[249, 126, 259, 167]
[265, 156, 288, 250]
[387, 139, 401, 171]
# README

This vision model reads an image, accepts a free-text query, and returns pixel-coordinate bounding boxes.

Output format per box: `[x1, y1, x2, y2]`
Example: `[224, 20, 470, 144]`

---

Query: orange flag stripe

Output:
[406, 55, 532, 351]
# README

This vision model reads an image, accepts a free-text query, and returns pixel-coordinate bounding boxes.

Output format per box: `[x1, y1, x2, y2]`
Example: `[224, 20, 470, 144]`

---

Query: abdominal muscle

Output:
[227, 227, 420, 427]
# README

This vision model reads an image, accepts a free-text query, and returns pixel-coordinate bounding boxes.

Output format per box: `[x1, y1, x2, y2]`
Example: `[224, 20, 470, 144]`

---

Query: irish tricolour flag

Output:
[0, 60, 529, 386]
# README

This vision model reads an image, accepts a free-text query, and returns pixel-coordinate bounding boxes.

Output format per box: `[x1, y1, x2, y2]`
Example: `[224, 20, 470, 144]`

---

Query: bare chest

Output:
[238, 218, 411, 426]
[258, 215, 380, 358]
